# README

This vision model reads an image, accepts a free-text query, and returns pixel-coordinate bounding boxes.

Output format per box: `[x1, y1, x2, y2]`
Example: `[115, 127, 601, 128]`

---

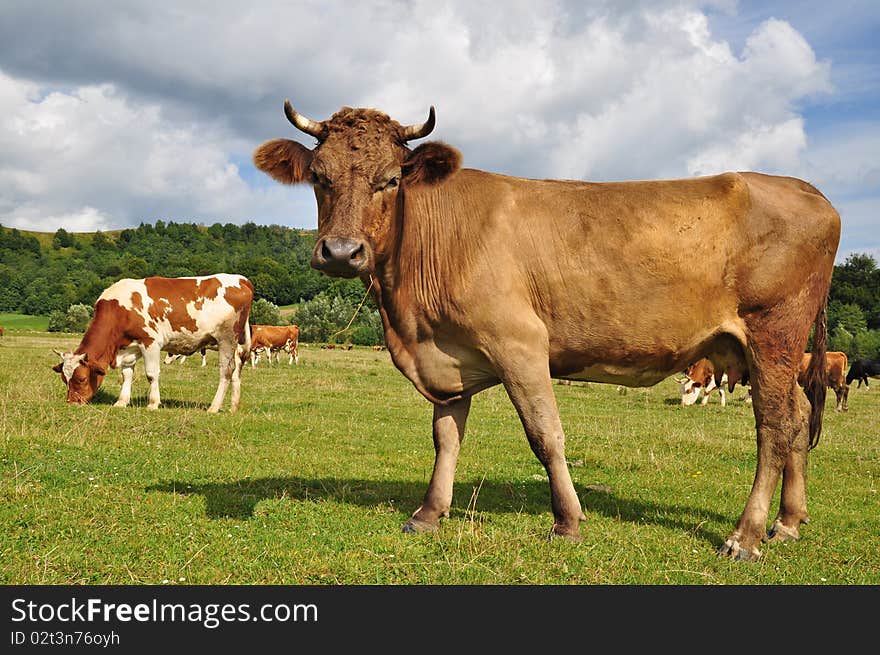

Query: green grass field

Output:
[0, 312, 49, 332]
[1, 331, 878, 584]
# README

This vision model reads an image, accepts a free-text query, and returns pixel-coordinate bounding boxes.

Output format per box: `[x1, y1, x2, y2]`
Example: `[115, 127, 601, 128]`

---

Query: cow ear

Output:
[52, 362, 64, 373]
[402, 141, 461, 187]
[253, 138, 314, 185]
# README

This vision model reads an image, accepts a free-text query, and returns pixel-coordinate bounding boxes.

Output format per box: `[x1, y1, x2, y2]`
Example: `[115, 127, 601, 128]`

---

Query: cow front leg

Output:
[835, 384, 849, 412]
[114, 365, 134, 407]
[403, 397, 471, 534]
[500, 361, 585, 540]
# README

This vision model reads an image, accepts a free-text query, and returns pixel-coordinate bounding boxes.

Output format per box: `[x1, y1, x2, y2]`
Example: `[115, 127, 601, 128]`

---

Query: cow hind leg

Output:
[403, 398, 471, 534]
[765, 387, 811, 543]
[208, 344, 235, 413]
[228, 345, 244, 413]
[142, 347, 162, 410]
[719, 329, 808, 561]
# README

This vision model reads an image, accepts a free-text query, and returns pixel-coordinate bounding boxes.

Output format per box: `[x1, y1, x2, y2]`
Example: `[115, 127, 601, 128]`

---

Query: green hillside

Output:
[0, 221, 364, 313]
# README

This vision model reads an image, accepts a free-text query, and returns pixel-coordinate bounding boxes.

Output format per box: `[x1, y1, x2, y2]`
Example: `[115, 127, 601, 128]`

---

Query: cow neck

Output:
[74, 301, 125, 370]
[367, 265, 451, 406]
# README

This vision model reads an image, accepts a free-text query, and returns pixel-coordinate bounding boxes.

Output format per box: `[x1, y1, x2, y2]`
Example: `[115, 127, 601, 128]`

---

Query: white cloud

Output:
[0, 0, 874, 265]
[0, 69, 305, 230]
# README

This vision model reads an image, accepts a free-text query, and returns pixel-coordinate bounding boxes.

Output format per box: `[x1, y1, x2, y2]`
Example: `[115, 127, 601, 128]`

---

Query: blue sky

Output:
[0, 0, 877, 262]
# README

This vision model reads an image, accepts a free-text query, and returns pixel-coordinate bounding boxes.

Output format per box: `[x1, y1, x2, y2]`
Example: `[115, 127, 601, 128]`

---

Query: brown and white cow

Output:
[254, 101, 840, 561]
[799, 351, 849, 412]
[53, 274, 253, 412]
[250, 324, 300, 366]
[676, 358, 728, 407]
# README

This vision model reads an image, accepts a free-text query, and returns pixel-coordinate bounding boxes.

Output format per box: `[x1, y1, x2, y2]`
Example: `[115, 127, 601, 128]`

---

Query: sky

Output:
[0, 0, 877, 263]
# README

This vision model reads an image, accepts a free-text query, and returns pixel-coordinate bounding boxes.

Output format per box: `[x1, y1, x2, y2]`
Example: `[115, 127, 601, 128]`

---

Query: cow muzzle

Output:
[311, 236, 372, 278]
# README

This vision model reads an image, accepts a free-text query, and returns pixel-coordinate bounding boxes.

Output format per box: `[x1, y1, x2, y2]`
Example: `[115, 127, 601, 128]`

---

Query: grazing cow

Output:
[250, 324, 300, 366]
[254, 100, 840, 561]
[0, 325, 4, 337]
[676, 358, 727, 407]
[164, 347, 209, 366]
[846, 357, 880, 389]
[52, 274, 253, 412]
[799, 351, 849, 411]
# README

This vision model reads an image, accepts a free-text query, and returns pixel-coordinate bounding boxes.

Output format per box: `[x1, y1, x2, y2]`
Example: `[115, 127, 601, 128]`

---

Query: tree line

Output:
[1, 222, 879, 356]
[0, 222, 381, 345]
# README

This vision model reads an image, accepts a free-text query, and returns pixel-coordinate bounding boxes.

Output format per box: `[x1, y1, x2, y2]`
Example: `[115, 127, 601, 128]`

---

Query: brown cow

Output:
[254, 101, 840, 561]
[799, 351, 849, 412]
[250, 324, 300, 366]
[52, 274, 253, 412]
[0, 325, 5, 337]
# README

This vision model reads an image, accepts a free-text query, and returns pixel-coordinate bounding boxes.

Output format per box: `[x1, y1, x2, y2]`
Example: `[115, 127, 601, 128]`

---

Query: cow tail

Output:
[804, 299, 828, 450]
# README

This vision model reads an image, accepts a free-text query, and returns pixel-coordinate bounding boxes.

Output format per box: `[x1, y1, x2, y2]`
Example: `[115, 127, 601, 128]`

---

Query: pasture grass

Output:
[0, 312, 49, 332]
[1, 333, 878, 585]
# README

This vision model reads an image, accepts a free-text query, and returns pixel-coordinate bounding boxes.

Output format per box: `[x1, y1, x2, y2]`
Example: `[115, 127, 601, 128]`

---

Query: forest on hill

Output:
[1, 222, 879, 356]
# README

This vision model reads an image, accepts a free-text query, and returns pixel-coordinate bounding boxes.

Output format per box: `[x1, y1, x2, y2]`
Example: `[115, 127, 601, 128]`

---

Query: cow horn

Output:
[402, 106, 436, 141]
[52, 348, 65, 358]
[674, 376, 688, 384]
[284, 100, 327, 139]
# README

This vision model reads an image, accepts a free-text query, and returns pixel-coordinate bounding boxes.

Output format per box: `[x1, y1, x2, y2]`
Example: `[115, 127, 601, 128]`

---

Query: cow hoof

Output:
[402, 518, 439, 534]
[717, 538, 761, 562]
[113, 401, 128, 408]
[765, 520, 801, 543]
[549, 524, 582, 542]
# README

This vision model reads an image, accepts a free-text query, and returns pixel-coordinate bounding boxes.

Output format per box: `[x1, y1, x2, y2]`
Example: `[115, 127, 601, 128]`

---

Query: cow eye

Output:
[376, 176, 399, 193]
[310, 172, 331, 189]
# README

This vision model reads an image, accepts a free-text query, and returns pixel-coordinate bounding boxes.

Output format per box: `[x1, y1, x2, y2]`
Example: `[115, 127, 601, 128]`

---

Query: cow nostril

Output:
[321, 240, 333, 261]
[349, 243, 364, 262]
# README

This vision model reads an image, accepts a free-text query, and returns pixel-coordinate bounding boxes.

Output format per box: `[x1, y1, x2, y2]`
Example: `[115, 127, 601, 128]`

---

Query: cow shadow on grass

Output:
[146, 476, 731, 548]
[89, 391, 210, 410]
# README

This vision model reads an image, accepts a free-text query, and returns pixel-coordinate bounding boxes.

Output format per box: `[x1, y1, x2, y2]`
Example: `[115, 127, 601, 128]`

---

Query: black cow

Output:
[846, 358, 880, 389]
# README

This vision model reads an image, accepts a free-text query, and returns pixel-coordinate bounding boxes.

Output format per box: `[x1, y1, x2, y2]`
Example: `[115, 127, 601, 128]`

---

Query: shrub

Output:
[249, 298, 282, 325]
[294, 293, 383, 345]
[66, 303, 93, 333]
[828, 325, 853, 355]
[46, 310, 67, 333]
[46, 303, 93, 333]
[852, 329, 880, 360]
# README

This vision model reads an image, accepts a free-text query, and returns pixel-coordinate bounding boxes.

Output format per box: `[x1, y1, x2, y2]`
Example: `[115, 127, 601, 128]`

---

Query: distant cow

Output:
[799, 351, 849, 411]
[0, 325, 4, 337]
[846, 357, 880, 389]
[164, 347, 209, 366]
[250, 324, 299, 366]
[254, 99, 840, 561]
[676, 358, 728, 406]
[53, 274, 253, 412]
